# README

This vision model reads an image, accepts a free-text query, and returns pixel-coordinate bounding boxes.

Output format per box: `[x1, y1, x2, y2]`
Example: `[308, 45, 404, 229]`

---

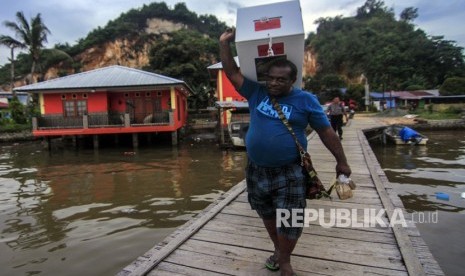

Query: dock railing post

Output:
[124, 113, 130, 127]
[83, 115, 89, 129]
[168, 111, 174, 125]
[32, 117, 38, 130]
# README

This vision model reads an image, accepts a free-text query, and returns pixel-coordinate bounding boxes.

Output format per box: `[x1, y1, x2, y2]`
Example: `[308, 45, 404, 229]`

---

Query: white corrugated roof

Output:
[14, 65, 186, 92]
[207, 56, 240, 69]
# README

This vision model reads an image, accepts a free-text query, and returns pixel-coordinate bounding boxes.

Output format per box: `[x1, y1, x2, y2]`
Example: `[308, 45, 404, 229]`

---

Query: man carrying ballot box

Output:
[219, 28, 351, 276]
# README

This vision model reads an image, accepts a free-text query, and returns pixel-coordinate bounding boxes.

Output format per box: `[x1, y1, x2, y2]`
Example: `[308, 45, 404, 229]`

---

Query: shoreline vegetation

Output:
[0, 122, 35, 143]
[0, 130, 35, 143]
[1, 113, 464, 144]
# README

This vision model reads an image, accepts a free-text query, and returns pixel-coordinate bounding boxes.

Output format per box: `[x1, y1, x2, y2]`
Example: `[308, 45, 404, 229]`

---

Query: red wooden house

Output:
[14, 65, 191, 147]
[207, 57, 249, 126]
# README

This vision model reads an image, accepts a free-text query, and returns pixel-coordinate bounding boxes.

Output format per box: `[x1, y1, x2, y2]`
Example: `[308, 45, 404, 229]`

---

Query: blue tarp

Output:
[399, 127, 421, 142]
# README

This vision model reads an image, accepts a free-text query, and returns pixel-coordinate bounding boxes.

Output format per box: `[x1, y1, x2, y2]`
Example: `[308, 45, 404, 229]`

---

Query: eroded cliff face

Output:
[74, 38, 152, 72]
[145, 18, 186, 34]
[41, 19, 318, 81]
[43, 18, 185, 80]
[303, 47, 318, 78]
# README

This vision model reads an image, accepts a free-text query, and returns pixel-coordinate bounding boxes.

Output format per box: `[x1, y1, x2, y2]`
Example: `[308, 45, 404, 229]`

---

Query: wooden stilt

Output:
[47, 137, 51, 151]
[93, 135, 99, 150]
[171, 131, 178, 146]
[147, 133, 152, 145]
[72, 136, 77, 148]
[132, 133, 139, 149]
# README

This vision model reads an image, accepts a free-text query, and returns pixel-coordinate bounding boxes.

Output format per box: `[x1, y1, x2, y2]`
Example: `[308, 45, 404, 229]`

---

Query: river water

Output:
[1, 130, 464, 275]
[0, 140, 247, 275]
[370, 130, 465, 276]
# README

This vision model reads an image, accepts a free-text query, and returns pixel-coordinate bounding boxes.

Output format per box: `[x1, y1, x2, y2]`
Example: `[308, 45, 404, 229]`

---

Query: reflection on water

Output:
[371, 130, 465, 275]
[0, 142, 247, 275]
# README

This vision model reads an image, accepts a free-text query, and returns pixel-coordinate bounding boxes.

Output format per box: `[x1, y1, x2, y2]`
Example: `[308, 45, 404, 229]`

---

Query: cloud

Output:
[1, 0, 464, 67]
[227, 1, 243, 14]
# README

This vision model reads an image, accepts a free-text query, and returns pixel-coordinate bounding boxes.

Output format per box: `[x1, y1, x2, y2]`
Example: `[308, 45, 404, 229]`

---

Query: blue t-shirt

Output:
[239, 78, 330, 167]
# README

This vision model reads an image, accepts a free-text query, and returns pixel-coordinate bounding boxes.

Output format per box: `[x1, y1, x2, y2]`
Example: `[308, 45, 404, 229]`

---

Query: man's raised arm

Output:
[219, 28, 244, 90]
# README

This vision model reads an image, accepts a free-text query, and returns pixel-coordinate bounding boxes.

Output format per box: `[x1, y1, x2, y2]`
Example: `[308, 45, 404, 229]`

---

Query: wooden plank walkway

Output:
[118, 115, 444, 276]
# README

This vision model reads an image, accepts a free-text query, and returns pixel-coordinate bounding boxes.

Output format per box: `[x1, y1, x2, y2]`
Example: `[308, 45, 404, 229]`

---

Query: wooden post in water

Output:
[219, 108, 225, 145]
[72, 136, 77, 148]
[168, 111, 178, 146]
[93, 135, 99, 150]
[114, 134, 119, 146]
[171, 130, 178, 146]
[147, 133, 152, 145]
[47, 137, 51, 151]
[132, 133, 139, 149]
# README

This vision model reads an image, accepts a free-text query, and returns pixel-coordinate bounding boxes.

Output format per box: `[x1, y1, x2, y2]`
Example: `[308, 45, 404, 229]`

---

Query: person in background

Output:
[327, 96, 348, 140]
[348, 99, 356, 119]
[219, 28, 351, 276]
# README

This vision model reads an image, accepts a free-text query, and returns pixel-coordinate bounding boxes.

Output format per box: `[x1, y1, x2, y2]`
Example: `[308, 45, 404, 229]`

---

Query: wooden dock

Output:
[118, 115, 444, 276]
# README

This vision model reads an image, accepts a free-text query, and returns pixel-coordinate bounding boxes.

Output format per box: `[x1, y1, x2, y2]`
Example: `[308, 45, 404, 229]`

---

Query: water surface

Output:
[0, 141, 247, 275]
[371, 130, 465, 276]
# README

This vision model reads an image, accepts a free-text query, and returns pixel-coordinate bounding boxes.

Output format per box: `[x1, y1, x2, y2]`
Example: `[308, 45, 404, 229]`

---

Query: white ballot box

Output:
[235, 0, 305, 88]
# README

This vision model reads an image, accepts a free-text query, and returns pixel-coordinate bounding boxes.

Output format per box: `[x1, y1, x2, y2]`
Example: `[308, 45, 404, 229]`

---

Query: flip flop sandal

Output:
[264, 255, 279, 271]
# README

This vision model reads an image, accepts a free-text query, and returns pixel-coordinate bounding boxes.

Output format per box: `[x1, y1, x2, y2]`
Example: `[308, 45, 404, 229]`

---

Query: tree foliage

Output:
[2, 11, 51, 84]
[440, 77, 465, 95]
[9, 96, 27, 124]
[69, 2, 227, 55]
[307, 0, 465, 92]
[144, 29, 218, 108]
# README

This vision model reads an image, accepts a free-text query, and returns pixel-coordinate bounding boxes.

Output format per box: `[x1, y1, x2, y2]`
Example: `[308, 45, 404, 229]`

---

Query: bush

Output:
[0, 122, 30, 133]
[443, 106, 462, 114]
[9, 96, 27, 124]
[427, 104, 433, 113]
[368, 104, 378, 112]
[405, 85, 424, 91]
[440, 77, 465, 96]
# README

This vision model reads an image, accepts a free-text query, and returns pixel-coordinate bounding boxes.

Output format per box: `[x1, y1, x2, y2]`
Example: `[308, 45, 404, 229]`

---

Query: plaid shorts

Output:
[246, 159, 307, 240]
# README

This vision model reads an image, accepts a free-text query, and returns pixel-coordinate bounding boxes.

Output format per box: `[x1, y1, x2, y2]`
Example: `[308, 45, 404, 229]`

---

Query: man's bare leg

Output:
[263, 218, 298, 275]
[262, 219, 280, 260]
[277, 234, 298, 276]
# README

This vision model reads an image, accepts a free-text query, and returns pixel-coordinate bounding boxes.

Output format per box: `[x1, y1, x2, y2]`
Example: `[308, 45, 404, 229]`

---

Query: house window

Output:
[145, 92, 151, 97]
[61, 94, 66, 100]
[72, 94, 77, 99]
[64, 100, 87, 117]
[82, 93, 88, 99]
[124, 93, 129, 98]
[157, 92, 162, 97]
[135, 92, 140, 97]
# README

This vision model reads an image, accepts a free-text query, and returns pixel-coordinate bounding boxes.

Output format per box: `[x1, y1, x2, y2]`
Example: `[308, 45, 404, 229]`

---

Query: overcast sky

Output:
[1, 0, 464, 66]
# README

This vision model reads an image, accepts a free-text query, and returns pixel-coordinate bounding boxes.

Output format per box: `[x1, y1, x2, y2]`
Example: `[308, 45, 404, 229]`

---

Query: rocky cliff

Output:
[40, 18, 188, 80]
[36, 18, 318, 82]
[303, 47, 318, 77]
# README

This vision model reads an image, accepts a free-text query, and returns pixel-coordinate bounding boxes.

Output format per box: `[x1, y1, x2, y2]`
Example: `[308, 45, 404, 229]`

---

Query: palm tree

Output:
[0, 35, 25, 94]
[2, 11, 51, 84]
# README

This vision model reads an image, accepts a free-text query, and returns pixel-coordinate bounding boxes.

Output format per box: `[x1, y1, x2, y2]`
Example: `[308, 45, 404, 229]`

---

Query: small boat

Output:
[383, 125, 428, 145]
[228, 121, 249, 148]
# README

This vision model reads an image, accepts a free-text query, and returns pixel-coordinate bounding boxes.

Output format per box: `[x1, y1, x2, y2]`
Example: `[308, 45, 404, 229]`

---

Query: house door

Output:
[126, 99, 135, 123]
[153, 97, 162, 112]
[126, 97, 162, 124]
[143, 98, 163, 123]
[134, 98, 145, 123]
